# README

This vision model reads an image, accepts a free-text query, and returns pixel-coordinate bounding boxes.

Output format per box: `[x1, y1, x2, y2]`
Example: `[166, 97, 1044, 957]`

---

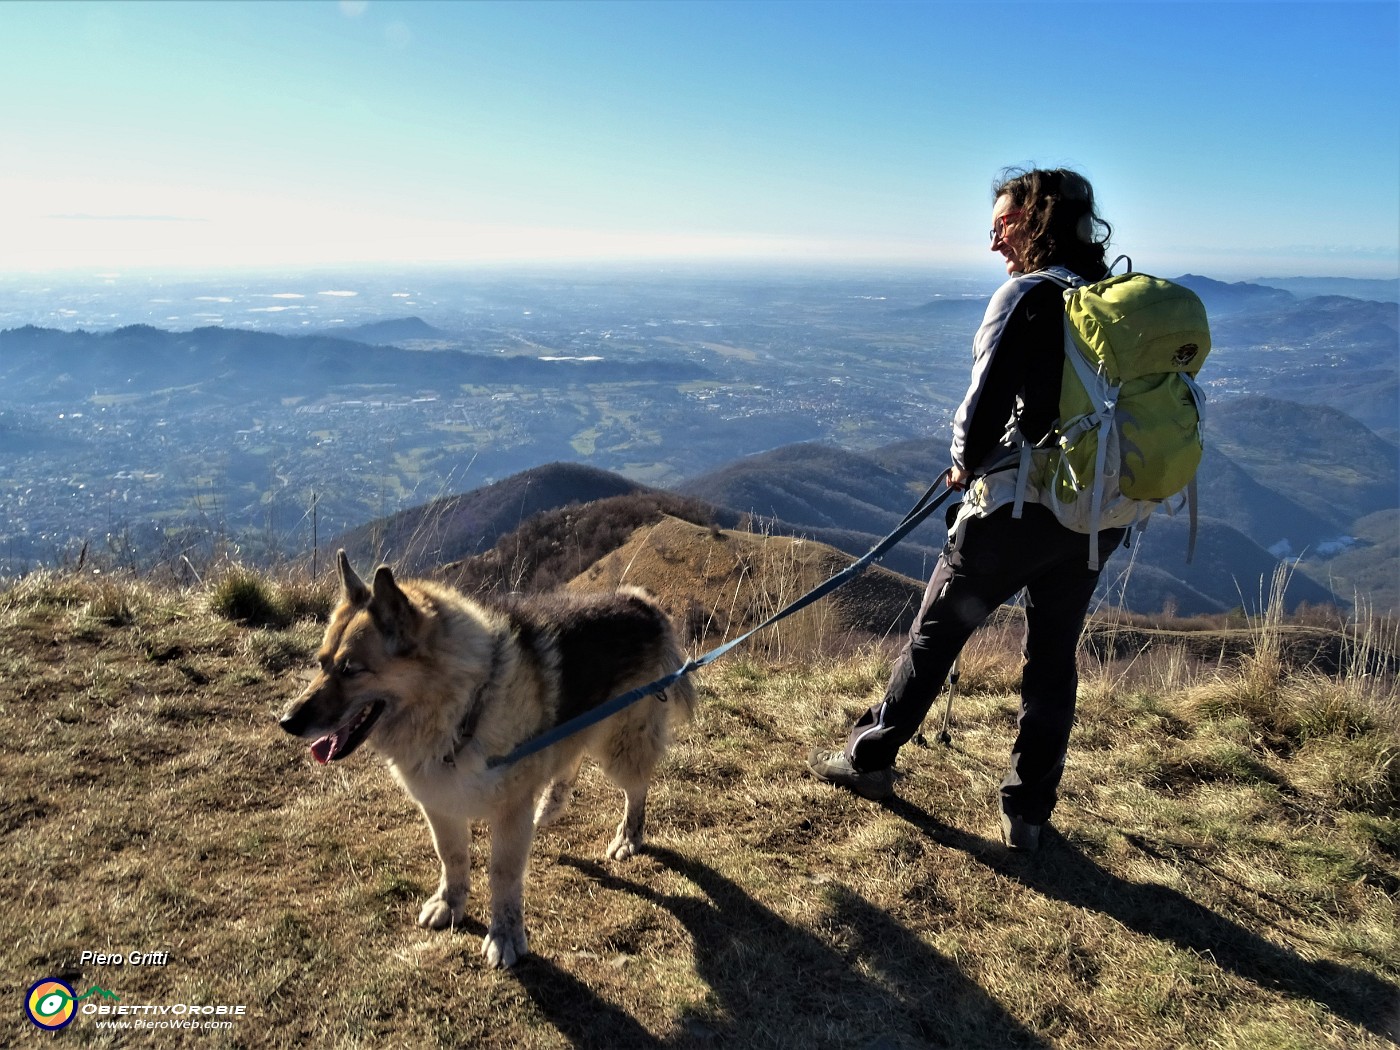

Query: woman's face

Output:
[990, 194, 1025, 275]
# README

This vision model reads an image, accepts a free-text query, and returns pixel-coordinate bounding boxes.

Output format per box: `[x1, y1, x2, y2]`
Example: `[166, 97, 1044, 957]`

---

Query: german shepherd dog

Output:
[279, 552, 695, 967]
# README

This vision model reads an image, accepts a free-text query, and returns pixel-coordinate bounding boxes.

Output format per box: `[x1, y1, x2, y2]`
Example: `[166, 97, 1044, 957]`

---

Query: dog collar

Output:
[441, 635, 506, 767]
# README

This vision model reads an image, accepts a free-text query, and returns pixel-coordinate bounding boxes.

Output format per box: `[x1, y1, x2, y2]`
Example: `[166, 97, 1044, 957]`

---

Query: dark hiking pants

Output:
[844, 502, 1123, 824]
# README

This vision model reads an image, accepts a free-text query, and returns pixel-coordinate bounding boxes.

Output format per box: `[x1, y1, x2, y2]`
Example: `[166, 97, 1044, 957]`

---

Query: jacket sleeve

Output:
[949, 275, 1068, 473]
[950, 277, 1034, 473]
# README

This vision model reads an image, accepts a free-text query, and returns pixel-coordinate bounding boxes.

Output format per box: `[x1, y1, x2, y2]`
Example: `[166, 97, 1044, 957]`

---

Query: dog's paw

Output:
[482, 925, 528, 968]
[605, 833, 642, 861]
[417, 891, 466, 930]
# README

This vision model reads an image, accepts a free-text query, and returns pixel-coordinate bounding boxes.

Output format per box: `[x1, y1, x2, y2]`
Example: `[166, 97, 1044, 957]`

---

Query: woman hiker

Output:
[807, 167, 1126, 852]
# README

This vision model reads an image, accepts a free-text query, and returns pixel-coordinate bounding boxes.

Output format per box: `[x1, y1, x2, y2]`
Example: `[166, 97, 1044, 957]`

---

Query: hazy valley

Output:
[1, 266, 1396, 615]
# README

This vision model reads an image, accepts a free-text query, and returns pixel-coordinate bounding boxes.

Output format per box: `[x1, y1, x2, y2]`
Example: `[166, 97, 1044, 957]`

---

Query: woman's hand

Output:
[945, 466, 972, 491]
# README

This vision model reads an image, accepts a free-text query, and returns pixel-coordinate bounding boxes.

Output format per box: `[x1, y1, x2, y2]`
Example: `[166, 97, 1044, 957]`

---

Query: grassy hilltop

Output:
[2, 530, 1397, 1048]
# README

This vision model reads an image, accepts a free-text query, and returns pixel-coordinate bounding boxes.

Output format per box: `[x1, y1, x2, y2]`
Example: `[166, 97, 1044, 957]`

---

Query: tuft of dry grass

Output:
[206, 564, 336, 630]
[0, 569, 1396, 1048]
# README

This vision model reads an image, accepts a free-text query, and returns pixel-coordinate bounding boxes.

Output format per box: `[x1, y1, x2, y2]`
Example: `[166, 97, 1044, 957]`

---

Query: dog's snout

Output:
[278, 687, 318, 737]
[278, 705, 306, 736]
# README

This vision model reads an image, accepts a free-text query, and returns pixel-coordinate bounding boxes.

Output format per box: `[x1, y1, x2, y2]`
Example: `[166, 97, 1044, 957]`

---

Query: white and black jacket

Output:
[949, 271, 1082, 477]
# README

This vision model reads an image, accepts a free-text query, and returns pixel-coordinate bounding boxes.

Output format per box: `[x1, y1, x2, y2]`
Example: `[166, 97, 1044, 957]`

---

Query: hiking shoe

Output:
[1000, 812, 1043, 853]
[807, 748, 895, 801]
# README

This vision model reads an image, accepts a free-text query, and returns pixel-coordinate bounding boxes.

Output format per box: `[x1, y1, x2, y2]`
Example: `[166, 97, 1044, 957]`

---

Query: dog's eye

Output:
[336, 661, 366, 678]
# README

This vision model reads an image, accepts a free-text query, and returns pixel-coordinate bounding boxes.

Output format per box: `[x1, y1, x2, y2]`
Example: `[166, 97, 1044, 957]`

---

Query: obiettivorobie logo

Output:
[23, 975, 248, 1032]
[24, 979, 120, 1030]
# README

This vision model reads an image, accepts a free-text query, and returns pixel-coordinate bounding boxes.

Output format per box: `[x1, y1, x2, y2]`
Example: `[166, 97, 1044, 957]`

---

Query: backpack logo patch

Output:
[1173, 343, 1200, 367]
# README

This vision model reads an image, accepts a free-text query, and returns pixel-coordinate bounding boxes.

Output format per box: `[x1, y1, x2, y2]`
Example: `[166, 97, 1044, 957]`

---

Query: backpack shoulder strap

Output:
[1033, 266, 1083, 290]
[1036, 257, 1134, 288]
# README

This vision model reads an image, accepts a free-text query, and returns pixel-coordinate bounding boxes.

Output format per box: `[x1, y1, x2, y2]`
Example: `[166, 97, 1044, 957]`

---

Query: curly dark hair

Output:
[993, 167, 1112, 277]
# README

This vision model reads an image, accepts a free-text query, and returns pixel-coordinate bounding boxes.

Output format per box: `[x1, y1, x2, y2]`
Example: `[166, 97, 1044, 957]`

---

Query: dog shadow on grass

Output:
[530, 847, 1051, 1049]
[509, 951, 661, 1047]
[881, 796, 1400, 1044]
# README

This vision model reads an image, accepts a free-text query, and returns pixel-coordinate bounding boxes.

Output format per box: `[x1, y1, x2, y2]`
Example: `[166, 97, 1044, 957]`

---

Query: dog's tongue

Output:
[310, 734, 338, 765]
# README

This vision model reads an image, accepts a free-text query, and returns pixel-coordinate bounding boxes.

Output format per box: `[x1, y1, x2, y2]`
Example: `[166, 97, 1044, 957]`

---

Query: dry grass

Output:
[1, 568, 1397, 1048]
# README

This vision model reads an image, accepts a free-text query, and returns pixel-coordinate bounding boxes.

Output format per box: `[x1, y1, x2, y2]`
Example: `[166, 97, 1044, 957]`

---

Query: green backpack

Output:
[1012, 260, 1212, 568]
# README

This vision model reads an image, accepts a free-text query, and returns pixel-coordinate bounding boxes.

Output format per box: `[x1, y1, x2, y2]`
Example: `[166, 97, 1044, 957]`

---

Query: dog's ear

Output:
[369, 565, 421, 656]
[337, 549, 371, 606]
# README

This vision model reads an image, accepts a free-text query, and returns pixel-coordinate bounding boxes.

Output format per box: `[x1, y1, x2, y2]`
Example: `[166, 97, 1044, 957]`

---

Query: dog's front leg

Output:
[482, 798, 534, 968]
[417, 805, 472, 930]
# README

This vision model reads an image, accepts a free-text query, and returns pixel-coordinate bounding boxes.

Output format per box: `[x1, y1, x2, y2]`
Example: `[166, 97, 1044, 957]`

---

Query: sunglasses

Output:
[989, 209, 1023, 243]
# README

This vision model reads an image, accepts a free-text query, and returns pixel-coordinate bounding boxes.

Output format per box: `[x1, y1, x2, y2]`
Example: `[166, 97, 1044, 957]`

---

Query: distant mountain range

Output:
[1173, 275, 1299, 315]
[1252, 276, 1400, 302]
[0, 323, 710, 399]
[1204, 396, 1398, 530]
[332, 462, 687, 572]
[3, 273, 1395, 616]
[323, 390, 1395, 615]
[330, 459, 944, 588]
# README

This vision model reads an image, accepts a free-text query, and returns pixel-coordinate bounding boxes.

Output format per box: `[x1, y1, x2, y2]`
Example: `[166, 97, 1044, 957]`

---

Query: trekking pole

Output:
[936, 656, 960, 746]
[914, 655, 961, 748]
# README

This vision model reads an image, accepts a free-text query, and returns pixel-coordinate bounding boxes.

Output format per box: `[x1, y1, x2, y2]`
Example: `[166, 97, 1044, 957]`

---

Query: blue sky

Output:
[2, 0, 1397, 278]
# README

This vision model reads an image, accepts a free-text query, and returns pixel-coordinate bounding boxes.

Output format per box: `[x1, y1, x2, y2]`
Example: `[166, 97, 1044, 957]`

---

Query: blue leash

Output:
[486, 478, 957, 770]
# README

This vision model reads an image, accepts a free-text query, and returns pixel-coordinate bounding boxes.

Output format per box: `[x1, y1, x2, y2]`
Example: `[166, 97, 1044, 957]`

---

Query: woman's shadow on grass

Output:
[512, 846, 1053, 1049]
[508, 805, 1398, 1047]
[881, 796, 1400, 1044]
